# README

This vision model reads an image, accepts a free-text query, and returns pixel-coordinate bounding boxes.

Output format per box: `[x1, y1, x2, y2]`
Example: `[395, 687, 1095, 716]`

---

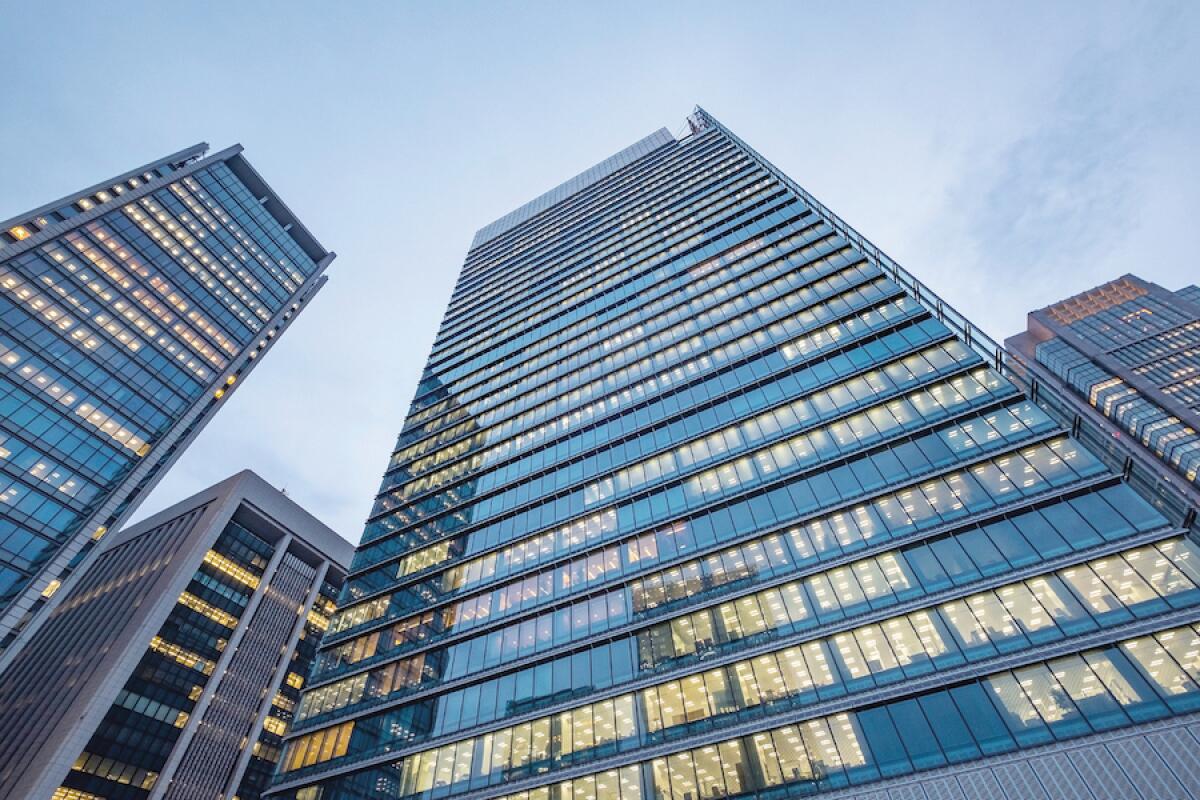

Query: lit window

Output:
[202, 549, 260, 588]
[262, 715, 288, 736]
[177, 591, 239, 627]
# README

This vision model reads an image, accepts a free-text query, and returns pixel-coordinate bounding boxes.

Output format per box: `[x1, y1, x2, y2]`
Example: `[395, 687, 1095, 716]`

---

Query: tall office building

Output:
[270, 110, 1200, 800]
[0, 470, 353, 800]
[0, 143, 334, 656]
[1008, 274, 1200, 503]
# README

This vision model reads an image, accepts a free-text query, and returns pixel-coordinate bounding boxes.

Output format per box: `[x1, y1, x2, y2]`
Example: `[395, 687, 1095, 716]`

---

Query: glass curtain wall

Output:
[270, 112, 1200, 800]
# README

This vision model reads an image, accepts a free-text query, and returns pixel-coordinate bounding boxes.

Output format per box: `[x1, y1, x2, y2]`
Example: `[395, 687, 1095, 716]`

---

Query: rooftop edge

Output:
[469, 127, 676, 250]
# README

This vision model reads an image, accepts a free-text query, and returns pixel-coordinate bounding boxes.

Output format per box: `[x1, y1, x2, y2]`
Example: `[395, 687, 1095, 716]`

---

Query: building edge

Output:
[0, 142, 338, 669]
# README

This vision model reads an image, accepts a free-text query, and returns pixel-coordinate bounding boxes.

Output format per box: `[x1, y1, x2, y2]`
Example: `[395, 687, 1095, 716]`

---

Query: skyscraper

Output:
[0, 144, 333, 656]
[0, 470, 352, 800]
[270, 110, 1200, 800]
[1007, 274, 1200, 504]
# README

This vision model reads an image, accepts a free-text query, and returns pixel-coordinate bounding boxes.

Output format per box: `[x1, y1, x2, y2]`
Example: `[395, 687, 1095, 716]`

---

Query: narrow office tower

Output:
[271, 110, 1200, 800]
[1008, 274, 1200, 503]
[0, 470, 352, 800]
[0, 144, 333, 658]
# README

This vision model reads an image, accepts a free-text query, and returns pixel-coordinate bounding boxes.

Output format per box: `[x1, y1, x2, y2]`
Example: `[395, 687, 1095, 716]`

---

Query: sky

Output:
[1, 2, 1197, 544]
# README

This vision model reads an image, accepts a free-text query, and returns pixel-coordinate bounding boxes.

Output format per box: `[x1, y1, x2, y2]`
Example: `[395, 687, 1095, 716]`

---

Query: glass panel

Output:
[1049, 654, 1128, 731]
[1116, 636, 1198, 709]
[691, 745, 725, 800]
[828, 713, 873, 784]
[1090, 551, 1165, 617]
[1013, 664, 1089, 738]
[666, 752, 697, 800]
[919, 691, 981, 762]
[801, 718, 848, 788]
[997, 582, 1061, 644]
[888, 698, 945, 770]
[858, 706, 911, 777]
[717, 740, 749, 795]
[985, 672, 1054, 746]
[752, 732, 784, 786]
[1084, 649, 1170, 723]
[651, 757, 671, 800]
[958, 683, 1018, 755]
[940, 599, 996, 659]
[1029, 574, 1098, 635]
[854, 624, 902, 683]
[1060, 564, 1135, 625]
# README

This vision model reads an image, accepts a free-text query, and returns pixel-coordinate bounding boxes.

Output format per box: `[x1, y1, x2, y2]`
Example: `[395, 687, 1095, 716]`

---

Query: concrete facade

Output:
[0, 470, 351, 800]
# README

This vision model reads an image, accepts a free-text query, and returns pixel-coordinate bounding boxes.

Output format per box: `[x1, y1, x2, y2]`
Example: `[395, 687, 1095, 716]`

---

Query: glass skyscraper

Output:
[1008, 274, 1200, 503]
[270, 110, 1200, 800]
[0, 144, 333, 656]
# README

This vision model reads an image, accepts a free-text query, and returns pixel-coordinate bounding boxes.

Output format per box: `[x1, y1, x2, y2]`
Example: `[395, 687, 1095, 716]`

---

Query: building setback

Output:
[270, 109, 1200, 800]
[1007, 274, 1200, 506]
[0, 470, 352, 800]
[0, 144, 334, 659]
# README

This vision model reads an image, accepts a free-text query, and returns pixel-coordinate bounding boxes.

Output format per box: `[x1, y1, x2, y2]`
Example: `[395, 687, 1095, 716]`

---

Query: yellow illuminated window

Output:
[202, 549, 260, 588]
[262, 715, 288, 736]
[9, 226, 31, 241]
[149, 635, 215, 675]
[177, 591, 239, 628]
[307, 608, 330, 631]
[282, 721, 354, 772]
[41, 579, 61, 598]
[68, 751, 158, 790]
[52, 788, 105, 800]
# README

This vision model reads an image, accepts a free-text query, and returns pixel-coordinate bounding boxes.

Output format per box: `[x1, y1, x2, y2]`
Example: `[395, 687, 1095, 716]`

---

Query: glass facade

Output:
[0, 144, 332, 653]
[271, 111, 1200, 800]
[1007, 275, 1200, 493]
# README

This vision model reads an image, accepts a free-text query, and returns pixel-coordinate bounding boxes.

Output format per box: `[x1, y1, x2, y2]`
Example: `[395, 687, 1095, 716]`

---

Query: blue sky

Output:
[2, 2, 1197, 543]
